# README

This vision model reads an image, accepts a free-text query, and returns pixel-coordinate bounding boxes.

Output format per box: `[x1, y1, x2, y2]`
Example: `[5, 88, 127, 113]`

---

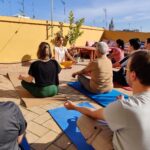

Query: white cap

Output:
[96, 42, 109, 55]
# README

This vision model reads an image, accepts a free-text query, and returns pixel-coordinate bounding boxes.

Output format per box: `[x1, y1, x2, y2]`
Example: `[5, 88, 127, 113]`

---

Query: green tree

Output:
[52, 11, 85, 46]
[67, 11, 85, 45]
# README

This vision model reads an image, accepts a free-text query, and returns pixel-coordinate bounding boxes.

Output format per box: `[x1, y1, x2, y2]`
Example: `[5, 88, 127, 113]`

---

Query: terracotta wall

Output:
[102, 30, 150, 42]
[0, 16, 104, 63]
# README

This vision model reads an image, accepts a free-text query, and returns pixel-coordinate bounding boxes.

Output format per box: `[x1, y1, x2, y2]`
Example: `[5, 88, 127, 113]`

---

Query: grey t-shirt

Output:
[0, 101, 27, 150]
[104, 92, 150, 150]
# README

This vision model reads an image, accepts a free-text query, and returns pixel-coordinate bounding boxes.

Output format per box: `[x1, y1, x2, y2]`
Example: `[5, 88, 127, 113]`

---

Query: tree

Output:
[67, 11, 85, 45]
[52, 11, 85, 46]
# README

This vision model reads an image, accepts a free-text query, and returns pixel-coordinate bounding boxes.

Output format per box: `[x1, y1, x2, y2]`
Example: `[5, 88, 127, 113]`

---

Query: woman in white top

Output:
[54, 36, 76, 68]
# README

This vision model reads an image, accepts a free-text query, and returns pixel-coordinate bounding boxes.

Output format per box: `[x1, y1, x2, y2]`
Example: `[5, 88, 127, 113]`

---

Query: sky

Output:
[0, 0, 150, 32]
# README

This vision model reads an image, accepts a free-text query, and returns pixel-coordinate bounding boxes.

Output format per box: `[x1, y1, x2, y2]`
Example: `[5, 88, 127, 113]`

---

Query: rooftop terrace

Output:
[0, 60, 131, 150]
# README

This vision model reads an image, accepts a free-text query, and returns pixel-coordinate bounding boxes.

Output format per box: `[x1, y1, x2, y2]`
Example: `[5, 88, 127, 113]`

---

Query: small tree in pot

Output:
[53, 11, 85, 47]
[67, 11, 85, 46]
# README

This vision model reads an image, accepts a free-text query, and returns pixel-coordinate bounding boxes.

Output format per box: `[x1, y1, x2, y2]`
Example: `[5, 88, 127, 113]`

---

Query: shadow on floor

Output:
[0, 89, 18, 98]
[30, 132, 75, 150]
[59, 79, 75, 85]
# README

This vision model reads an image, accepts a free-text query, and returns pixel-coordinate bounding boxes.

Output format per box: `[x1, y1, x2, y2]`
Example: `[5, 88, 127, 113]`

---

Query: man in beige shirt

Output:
[72, 42, 113, 93]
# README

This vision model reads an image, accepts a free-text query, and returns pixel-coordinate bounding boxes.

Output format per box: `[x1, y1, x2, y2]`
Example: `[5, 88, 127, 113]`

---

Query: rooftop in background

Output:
[0, 0, 150, 32]
[12, 14, 30, 19]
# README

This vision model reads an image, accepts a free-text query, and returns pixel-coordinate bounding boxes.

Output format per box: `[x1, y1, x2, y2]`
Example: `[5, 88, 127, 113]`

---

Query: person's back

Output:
[105, 50, 150, 150]
[104, 92, 150, 150]
[66, 50, 150, 150]
[90, 56, 113, 93]
[72, 42, 113, 93]
[0, 101, 26, 150]
[29, 59, 60, 86]
[19, 42, 61, 97]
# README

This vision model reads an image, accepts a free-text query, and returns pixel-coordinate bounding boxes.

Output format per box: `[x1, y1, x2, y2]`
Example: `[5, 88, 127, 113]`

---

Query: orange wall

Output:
[0, 16, 104, 63]
[1, 16, 150, 63]
[102, 30, 150, 42]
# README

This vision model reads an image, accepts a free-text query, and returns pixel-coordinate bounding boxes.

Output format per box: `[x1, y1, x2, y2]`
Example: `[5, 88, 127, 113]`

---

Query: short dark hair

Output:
[37, 42, 52, 59]
[129, 50, 150, 85]
[147, 38, 150, 44]
[116, 39, 124, 50]
[129, 38, 141, 50]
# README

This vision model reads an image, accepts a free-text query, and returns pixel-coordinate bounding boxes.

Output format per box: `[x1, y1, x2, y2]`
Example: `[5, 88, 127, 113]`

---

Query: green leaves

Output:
[52, 10, 85, 46]
[67, 11, 85, 45]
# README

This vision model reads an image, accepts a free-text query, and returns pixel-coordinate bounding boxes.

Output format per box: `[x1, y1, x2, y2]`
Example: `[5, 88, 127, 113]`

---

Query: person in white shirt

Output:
[54, 36, 76, 68]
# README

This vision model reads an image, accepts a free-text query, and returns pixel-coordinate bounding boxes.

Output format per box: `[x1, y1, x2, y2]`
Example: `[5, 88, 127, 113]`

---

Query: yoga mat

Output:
[48, 102, 95, 150]
[68, 82, 128, 107]
[8, 72, 66, 108]
[20, 137, 30, 150]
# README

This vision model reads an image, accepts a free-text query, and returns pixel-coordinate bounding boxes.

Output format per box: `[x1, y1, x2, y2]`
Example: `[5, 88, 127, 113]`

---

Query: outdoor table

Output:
[70, 46, 97, 61]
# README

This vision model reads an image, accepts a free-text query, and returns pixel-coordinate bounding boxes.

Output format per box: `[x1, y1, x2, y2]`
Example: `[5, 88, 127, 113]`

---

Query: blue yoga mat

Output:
[20, 137, 30, 150]
[68, 82, 128, 107]
[48, 102, 95, 150]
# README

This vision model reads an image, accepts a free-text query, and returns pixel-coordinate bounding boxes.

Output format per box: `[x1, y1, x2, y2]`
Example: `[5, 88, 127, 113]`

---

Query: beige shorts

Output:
[77, 115, 113, 150]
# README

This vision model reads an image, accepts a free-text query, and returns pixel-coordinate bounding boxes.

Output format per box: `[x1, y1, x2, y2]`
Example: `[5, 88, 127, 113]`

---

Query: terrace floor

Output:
[0, 60, 131, 150]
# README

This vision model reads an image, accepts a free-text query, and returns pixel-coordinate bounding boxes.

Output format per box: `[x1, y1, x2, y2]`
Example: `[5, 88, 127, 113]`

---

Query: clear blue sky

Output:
[0, 0, 150, 32]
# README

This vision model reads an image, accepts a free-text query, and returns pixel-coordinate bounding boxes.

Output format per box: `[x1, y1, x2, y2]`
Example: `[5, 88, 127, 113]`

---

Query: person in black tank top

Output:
[18, 42, 61, 97]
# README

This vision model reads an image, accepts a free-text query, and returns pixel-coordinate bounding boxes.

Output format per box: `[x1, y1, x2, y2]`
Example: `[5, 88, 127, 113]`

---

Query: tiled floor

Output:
[0, 60, 131, 150]
[0, 61, 94, 150]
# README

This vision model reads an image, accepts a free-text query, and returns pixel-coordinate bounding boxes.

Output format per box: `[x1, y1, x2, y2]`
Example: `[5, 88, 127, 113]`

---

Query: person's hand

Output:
[72, 72, 78, 78]
[73, 60, 77, 64]
[116, 95, 124, 101]
[64, 100, 76, 110]
[85, 72, 91, 77]
[18, 74, 23, 80]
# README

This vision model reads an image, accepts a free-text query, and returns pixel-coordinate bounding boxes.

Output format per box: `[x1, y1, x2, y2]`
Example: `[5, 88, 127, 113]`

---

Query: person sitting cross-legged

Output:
[19, 42, 61, 98]
[65, 50, 150, 150]
[72, 42, 113, 93]
[54, 36, 76, 68]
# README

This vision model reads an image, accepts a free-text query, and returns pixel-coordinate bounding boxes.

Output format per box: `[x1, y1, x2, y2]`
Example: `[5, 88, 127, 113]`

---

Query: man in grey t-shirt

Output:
[64, 50, 150, 150]
[0, 101, 27, 150]
[104, 92, 150, 150]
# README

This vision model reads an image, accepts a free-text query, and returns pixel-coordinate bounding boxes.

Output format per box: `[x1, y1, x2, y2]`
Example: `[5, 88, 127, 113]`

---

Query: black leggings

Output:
[113, 67, 128, 86]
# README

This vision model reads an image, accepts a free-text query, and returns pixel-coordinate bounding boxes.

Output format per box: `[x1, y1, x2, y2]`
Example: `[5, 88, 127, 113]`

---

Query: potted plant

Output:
[67, 11, 85, 47]
[53, 11, 84, 47]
